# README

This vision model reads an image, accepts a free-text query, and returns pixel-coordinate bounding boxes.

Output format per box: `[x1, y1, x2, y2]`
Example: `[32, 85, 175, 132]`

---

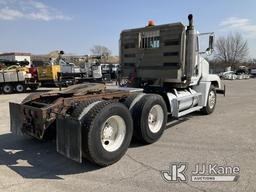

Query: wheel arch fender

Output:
[201, 74, 222, 89]
[192, 81, 212, 107]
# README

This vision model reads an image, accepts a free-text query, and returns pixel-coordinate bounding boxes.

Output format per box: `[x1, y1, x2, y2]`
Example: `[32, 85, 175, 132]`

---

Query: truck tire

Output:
[131, 94, 167, 144]
[70, 99, 102, 118]
[122, 93, 139, 108]
[3, 84, 13, 94]
[201, 85, 217, 115]
[75, 101, 133, 166]
[15, 84, 26, 93]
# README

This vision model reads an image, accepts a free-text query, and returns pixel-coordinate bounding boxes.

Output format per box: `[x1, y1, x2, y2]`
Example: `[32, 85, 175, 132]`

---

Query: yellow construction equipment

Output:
[37, 65, 60, 82]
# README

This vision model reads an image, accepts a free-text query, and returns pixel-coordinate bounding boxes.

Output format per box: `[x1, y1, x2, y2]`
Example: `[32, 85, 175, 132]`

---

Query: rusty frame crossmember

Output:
[10, 89, 132, 140]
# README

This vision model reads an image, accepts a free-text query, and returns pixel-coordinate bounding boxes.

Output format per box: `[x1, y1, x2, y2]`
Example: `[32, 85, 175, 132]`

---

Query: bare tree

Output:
[90, 45, 112, 57]
[215, 33, 249, 68]
[246, 58, 256, 68]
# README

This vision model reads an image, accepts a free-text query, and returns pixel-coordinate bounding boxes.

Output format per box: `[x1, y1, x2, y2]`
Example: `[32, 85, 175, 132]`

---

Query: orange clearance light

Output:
[148, 20, 155, 26]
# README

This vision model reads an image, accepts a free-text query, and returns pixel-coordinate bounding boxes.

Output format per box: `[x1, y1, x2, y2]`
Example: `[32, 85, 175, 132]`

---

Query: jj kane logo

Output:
[161, 163, 240, 182]
[161, 162, 188, 182]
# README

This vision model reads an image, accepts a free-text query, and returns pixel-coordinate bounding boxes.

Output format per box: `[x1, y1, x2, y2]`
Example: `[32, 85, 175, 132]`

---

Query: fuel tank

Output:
[167, 89, 199, 112]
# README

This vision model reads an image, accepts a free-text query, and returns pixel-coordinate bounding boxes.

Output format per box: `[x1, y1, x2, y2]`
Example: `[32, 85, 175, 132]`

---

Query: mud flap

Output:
[9, 102, 24, 135]
[56, 115, 82, 163]
[216, 84, 226, 96]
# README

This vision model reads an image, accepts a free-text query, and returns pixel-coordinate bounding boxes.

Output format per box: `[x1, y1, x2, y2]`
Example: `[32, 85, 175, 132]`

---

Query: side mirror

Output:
[198, 32, 214, 55]
[205, 35, 214, 55]
[208, 35, 214, 51]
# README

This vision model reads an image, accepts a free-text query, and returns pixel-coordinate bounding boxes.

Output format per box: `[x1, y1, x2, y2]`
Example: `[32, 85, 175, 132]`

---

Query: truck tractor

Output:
[9, 15, 224, 166]
[0, 63, 39, 94]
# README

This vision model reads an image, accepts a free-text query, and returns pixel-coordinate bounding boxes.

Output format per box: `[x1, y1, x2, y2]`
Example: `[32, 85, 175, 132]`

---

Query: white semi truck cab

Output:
[9, 14, 225, 167]
[120, 14, 225, 117]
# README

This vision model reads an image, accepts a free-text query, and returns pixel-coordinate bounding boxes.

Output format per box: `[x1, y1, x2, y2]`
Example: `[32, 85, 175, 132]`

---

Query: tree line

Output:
[210, 32, 255, 71]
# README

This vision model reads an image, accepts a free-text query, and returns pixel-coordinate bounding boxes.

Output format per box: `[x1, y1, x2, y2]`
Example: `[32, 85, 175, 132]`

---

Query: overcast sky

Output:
[0, 0, 256, 58]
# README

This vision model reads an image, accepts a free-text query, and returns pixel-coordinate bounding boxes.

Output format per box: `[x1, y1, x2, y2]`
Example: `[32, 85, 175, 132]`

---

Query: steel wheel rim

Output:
[101, 115, 126, 152]
[208, 90, 216, 109]
[148, 104, 164, 133]
[16, 85, 24, 92]
[4, 86, 11, 93]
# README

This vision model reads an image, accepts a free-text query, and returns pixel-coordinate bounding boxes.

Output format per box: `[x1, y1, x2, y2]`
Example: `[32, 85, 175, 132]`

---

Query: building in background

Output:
[0, 52, 31, 66]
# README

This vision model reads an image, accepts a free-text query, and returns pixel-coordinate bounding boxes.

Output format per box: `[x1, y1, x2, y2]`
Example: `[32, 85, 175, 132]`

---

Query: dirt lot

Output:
[0, 80, 255, 192]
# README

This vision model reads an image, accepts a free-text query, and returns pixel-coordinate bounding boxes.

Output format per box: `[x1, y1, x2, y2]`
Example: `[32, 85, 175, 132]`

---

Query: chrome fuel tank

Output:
[167, 89, 199, 112]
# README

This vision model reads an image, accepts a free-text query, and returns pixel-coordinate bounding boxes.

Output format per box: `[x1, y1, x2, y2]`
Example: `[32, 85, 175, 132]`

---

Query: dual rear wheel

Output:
[124, 94, 167, 144]
[2, 84, 13, 94]
[2, 84, 26, 94]
[66, 87, 216, 166]
[2, 84, 38, 94]
[71, 101, 133, 166]
[71, 94, 167, 166]
[15, 84, 26, 93]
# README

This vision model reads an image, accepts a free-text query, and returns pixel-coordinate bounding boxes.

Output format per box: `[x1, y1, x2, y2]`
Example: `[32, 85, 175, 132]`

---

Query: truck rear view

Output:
[121, 22, 189, 87]
[9, 15, 224, 167]
[120, 15, 201, 89]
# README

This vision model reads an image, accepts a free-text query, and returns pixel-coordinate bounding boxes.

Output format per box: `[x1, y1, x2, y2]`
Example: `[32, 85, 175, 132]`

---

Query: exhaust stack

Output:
[185, 14, 196, 83]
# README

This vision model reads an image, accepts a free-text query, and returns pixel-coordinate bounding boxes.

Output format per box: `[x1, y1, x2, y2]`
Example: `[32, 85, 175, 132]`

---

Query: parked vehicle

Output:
[220, 66, 250, 80]
[0, 64, 39, 94]
[251, 68, 256, 78]
[101, 64, 111, 81]
[60, 61, 81, 74]
[111, 64, 120, 79]
[37, 53, 102, 86]
[222, 71, 237, 80]
[9, 14, 224, 166]
[236, 67, 250, 79]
